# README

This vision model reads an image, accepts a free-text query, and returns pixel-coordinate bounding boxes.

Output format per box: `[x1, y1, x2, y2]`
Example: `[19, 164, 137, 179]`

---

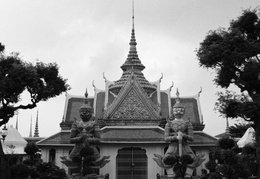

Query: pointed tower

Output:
[109, 4, 156, 96]
[29, 116, 32, 137]
[225, 117, 230, 135]
[60, 2, 205, 133]
[34, 110, 39, 137]
[102, 4, 160, 125]
[15, 114, 18, 130]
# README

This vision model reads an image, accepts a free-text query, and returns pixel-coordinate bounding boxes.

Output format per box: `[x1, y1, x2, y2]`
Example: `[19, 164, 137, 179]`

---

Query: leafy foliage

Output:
[205, 137, 256, 178]
[0, 50, 70, 126]
[197, 9, 260, 120]
[24, 142, 42, 166]
[24, 142, 40, 157]
[229, 122, 252, 137]
[197, 9, 260, 93]
[217, 136, 235, 149]
[10, 164, 30, 178]
[35, 162, 67, 179]
[215, 90, 260, 121]
[205, 160, 217, 172]
[0, 43, 4, 53]
[23, 145, 67, 179]
[0, 44, 70, 178]
[207, 172, 222, 179]
[197, 8, 260, 177]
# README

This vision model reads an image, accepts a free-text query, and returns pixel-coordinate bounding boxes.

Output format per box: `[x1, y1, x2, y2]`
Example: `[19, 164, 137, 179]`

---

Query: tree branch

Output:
[14, 103, 37, 110]
[243, 116, 253, 121]
[0, 116, 9, 127]
[230, 67, 247, 92]
[0, 120, 6, 127]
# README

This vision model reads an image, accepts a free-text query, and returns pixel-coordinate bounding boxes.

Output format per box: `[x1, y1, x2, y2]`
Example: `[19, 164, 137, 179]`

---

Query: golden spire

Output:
[109, 0, 156, 94]
[34, 110, 39, 137]
[29, 115, 32, 137]
[15, 114, 18, 130]
[225, 117, 230, 135]
[132, 0, 134, 30]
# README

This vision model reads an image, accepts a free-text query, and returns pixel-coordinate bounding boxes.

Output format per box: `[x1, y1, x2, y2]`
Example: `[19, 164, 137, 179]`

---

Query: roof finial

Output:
[173, 88, 184, 108]
[84, 88, 89, 103]
[80, 88, 93, 111]
[176, 88, 180, 99]
[132, 0, 135, 30]
[175, 88, 180, 104]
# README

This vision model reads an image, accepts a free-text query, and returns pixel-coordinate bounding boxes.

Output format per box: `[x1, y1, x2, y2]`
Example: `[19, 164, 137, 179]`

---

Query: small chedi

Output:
[154, 90, 205, 179]
[61, 89, 110, 178]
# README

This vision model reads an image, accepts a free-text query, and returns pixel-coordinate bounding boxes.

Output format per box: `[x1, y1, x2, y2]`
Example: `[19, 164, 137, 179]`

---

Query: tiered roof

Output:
[38, 9, 214, 147]
[109, 22, 156, 95]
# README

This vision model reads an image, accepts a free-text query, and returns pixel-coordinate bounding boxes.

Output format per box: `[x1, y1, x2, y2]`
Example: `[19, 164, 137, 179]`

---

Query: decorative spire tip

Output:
[132, 0, 135, 30]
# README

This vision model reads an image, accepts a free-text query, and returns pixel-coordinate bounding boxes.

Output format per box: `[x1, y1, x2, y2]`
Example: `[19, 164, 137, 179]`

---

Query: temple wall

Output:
[99, 143, 168, 179]
[40, 146, 72, 173]
[193, 148, 210, 175]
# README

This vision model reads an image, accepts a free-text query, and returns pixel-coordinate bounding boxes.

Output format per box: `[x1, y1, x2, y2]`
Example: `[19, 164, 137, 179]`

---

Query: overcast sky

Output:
[1, 0, 259, 137]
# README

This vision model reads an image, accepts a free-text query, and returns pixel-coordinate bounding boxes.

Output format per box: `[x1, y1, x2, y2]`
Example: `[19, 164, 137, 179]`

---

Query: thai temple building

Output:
[36, 9, 217, 179]
[2, 125, 27, 155]
[1, 125, 28, 166]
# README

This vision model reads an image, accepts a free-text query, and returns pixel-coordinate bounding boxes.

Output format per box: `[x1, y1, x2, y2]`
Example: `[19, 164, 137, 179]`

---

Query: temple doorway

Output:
[116, 147, 147, 179]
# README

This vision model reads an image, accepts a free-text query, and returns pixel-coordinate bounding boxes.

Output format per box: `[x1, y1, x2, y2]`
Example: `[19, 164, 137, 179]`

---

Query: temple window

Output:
[49, 148, 56, 163]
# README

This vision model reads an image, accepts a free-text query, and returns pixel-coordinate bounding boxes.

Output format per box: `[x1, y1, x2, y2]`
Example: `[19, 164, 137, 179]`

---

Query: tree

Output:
[24, 142, 41, 163]
[23, 143, 67, 179]
[0, 45, 70, 178]
[0, 43, 4, 53]
[35, 162, 67, 179]
[205, 137, 256, 179]
[229, 122, 252, 138]
[0, 53, 70, 126]
[196, 8, 260, 178]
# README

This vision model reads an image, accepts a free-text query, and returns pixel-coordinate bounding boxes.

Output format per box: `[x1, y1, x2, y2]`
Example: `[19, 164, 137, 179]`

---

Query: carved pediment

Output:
[104, 73, 160, 121]
[111, 88, 153, 119]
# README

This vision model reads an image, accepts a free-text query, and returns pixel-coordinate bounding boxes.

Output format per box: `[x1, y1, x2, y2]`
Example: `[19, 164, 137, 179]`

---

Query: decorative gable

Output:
[103, 72, 160, 124]
[111, 87, 154, 119]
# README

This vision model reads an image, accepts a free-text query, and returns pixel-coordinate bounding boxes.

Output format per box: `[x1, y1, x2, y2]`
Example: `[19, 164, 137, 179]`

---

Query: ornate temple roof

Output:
[60, 91, 205, 130]
[39, 6, 215, 151]
[109, 17, 156, 95]
[59, 8, 205, 131]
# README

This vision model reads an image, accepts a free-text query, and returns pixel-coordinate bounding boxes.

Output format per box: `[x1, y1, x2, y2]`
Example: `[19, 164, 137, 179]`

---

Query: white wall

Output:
[40, 146, 72, 173]
[40, 144, 210, 178]
[99, 143, 167, 179]
[193, 148, 210, 175]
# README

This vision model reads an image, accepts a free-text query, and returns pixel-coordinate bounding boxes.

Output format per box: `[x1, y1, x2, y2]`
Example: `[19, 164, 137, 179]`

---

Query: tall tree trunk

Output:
[0, 141, 10, 179]
[255, 118, 260, 178]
